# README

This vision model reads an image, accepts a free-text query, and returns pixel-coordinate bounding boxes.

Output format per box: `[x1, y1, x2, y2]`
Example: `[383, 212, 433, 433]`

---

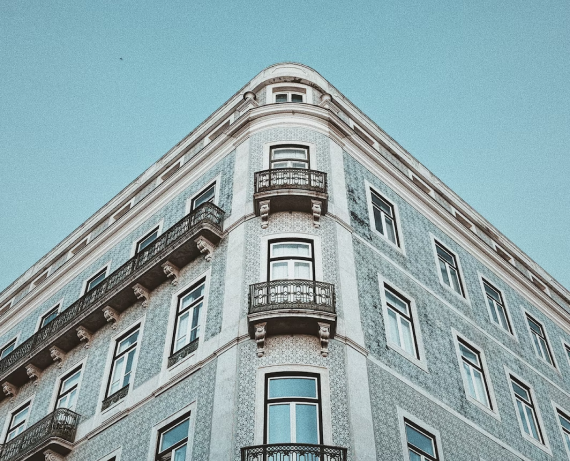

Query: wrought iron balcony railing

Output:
[0, 203, 224, 391]
[0, 408, 80, 461]
[101, 384, 130, 411]
[254, 168, 327, 194]
[241, 443, 347, 461]
[168, 338, 199, 368]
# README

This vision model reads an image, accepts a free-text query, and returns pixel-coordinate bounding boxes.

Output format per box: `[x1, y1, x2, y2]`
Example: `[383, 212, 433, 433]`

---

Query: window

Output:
[191, 183, 215, 211]
[6, 403, 30, 442]
[371, 190, 399, 245]
[106, 327, 140, 398]
[457, 339, 491, 408]
[156, 414, 190, 461]
[435, 242, 463, 296]
[482, 280, 511, 333]
[86, 268, 107, 293]
[270, 145, 309, 169]
[56, 366, 82, 411]
[558, 410, 570, 453]
[275, 92, 304, 103]
[136, 227, 159, 253]
[40, 305, 60, 329]
[384, 286, 418, 359]
[0, 339, 16, 360]
[268, 240, 314, 281]
[405, 420, 439, 461]
[265, 374, 321, 445]
[526, 315, 554, 365]
[510, 376, 543, 443]
[564, 343, 570, 365]
[172, 280, 205, 355]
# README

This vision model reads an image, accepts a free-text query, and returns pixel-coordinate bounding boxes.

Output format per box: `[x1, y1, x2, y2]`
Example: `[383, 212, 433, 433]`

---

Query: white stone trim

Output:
[1, 394, 35, 443]
[265, 82, 313, 104]
[561, 338, 570, 368]
[521, 307, 560, 373]
[429, 233, 470, 305]
[476, 272, 518, 341]
[551, 400, 570, 461]
[97, 447, 122, 461]
[397, 406, 445, 461]
[261, 141, 317, 171]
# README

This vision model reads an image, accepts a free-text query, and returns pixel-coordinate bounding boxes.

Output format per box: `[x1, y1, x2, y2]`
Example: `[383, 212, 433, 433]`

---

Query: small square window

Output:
[40, 305, 60, 329]
[274, 92, 305, 103]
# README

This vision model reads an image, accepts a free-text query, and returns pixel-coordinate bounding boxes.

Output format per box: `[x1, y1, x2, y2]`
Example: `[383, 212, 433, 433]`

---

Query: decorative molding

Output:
[132, 283, 150, 307]
[76, 326, 93, 348]
[254, 322, 267, 357]
[195, 236, 215, 262]
[25, 363, 42, 384]
[44, 449, 65, 461]
[311, 200, 322, 228]
[49, 346, 66, 367]
[259, 200, 270, 229]
[2, 381, 17, 398]
[162, 261, 181, 285]
[103, 306, 120, 328]
[318, 322, 331, 357]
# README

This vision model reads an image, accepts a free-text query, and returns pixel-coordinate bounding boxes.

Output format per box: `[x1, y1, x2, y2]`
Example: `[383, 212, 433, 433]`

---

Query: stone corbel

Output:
[236, 91, 258, 114]
[2, 382, 17, 399]
[25, 364, 42, 384]
[133, 283, 150, 307]
[311, 200, 322, 228]
[318, 322, 331, 357]
[103, 306, 120, 329]
[44, 449, 65, 461]
[162, 261, 180, 285]
[76, 326, 93, 348]
[319, 93, 333, 108]
[259, 200, 270, 229]
[49, 346, 66, 367]
[254, 322, 267, 358]
[195, 236, 215, 262]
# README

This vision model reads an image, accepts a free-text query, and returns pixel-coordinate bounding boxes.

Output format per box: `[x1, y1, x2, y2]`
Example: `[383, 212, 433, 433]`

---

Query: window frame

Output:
[365, 182, 405, 253]
[553, 402, 570, 460]
[524, 312, 556, 369]
[370, 189, 400, 247]
[54, 365, 83, 411]
[397, 409, 444, 461]
[147, 403, 196, 461]
[267, 238, 315, 282]
[478, 276, 514, 336]
[104, 324, 141, 404]
[562, 340, 570, 368]
[185, 178, 220, 215]
[0, 338, 17, 360]
[136, 227, 160, 254]
[155, 412, 191, 461]
[273, 91, 306, 104]
[430, 236, 468, 302]
[269, 145, 310, 170]
[4, 401, 31, 443]
[190, 183, 216, 212]
[39, 304, 60, 330]
[82, 263, 110, 295]
[170, 279, 206, 358]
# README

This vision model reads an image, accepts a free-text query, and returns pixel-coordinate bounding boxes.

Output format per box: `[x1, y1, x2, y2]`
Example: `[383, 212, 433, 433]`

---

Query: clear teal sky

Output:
[1, 0, 569, 292]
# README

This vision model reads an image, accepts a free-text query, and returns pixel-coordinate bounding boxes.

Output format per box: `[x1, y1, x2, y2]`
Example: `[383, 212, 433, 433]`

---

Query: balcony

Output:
[0, 408, 80, 461]
[253, 169, 328, 228]
[0, 203, 225, 398]
[241, 443, 347, 461]
[248, 280, 336, 357]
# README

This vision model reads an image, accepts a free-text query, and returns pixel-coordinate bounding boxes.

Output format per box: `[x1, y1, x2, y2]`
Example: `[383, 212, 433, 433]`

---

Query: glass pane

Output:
[294, 262, 311, 280]
[41, 309, 59, 327]
[122, 350, 135, 387]
[439, 260, 451, 286]
[60, 389, 77, 410]
[61, 369, 81, 393]
[565, 432, 570, 451]
[175, 312, 189, 352]
[385, 290, 408, 315]
[472, 369, 489, 406]
[12, 407, 29, 427]
[173, 445, 187, 461]
[496, 303, 509, 330]
[271, 161, 289, 169]
[137, 230, 158, 252]
[387, 309, 400, 347]
[517, 400, 530, 436]
[291, 94, 303, 102]
[373, 207, 384, 234]
[459, 344, 479, 367]
[484, 283, 501, 303]
[371, 193, 392, 215]
[118, 330, 139, 354]
[275, 94, 288, 103]
[559, 414, 570, 432]
[449, 267, 462, 294]
[512, 381, 529, 401]
[272, 243, 310, 258]
[180, 284, 205, 311]
[463, 363, 477, 400]
[525, 405, 540, 440]
[269, 378, 317, 399]
[400, 317, 415, 356]
[291, 161, 308, 169]
[527, 318, 542, 335]
[272, 148, 307, 160]
[296, 404, 319, 444]
[384, 217, 397, 244]
[110, 356, 125, 394]
[87, 271, 106, 291]
[0, 342, 15, 359]
[406, 424, 435, 456]
[192, 185, 215, 209]
[408, 449, 422, 461]
[160, 419, 189, 452]
[436, 245, 455, 266]
[268, 404, 291, 443]
[271, 262, 289, 280]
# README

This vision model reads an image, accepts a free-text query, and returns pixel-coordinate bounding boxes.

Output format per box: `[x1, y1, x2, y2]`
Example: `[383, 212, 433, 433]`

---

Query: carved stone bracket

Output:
[195, 236, 215, 262]
[44, 449, 65, 461]
[25, 364, 42, 384]
[311, 200, 322, 228]
[259, 200, 270, 229]
[2, 382, 17, 399]
[133, 283, 150, 307]
[236, 91, 259, 114]
[254, 322, 267, 358]
[103, 306, 120, 329]
[49, 346, 66, 367]
[318, 322, 331, 357]
[76, 326, 93, 348]
[162, 261, 181, 285]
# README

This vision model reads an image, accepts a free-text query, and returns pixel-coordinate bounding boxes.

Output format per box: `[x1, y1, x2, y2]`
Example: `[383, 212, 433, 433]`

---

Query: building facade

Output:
[0, 63, 569, 461]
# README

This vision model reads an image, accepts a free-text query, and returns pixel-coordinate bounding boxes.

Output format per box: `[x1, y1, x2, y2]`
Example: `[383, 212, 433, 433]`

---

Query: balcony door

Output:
[269, 240, 314, 281]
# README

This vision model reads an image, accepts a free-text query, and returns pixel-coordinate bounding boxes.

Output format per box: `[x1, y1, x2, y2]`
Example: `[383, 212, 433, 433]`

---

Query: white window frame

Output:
[53, 365, 84, 411]
[378, 275, 427, 371]
[0, 336, 18, 360]
[146, 402, 196, 461]
[268, 83, 312, 104]
[81, 262, 111, 296]
[35, 299, 63, 332]
[185, 175, 221, 215]
[97, 448, 122, 461]
[49, 357, 87, 412]
[561, 339, 570, 368]
[397, 407, 445, 461]
[477, 273, 516, 339]
[452, 330, 499, 418]
[2, 396, 34, 443]
[552, 401, 570, 461]
[429, 235, 469, 303]
[523, 309, 558, 370]
[262, 142, 317, 171]
[269, 240, 314, 281]
[505, 367, 551, 454]
[129, 220, 164, 257]
[365, 180, 406, 254]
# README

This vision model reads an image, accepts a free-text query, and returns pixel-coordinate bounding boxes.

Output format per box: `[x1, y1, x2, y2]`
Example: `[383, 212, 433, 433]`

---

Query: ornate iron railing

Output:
[0, 408, 80, 461]
[249, 280, 335, 315]
[241, 443, 347, 461]
[254, 169, 327, 194]
[168, 338, 199, 368]
[101, 384, 130, 411]
[0, 203, 224, 379]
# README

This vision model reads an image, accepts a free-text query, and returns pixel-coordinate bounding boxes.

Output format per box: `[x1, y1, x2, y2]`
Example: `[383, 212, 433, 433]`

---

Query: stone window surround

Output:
[429, 234, 470, 305]
[476, 273, 518, 341]
[48, 357, 88, 412]
[522, 308, 559, 373]
[184, 175, 221, 216]
[129, 219, 165, 258]
[262, 141, 317, 171]
[1, 394, 35, 443]
[266, 83, 313, 105]
[80, 261, 112, 297]
[397, 407, 445, 461]
[551, 400, 570, 461]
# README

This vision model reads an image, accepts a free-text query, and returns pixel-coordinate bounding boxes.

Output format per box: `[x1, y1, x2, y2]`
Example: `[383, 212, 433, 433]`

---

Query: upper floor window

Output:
[86, 268, 107, 293]
[510, 376, 543, 443]
[106, 327, 140, 398]
[136, 227, 159, 253]
[435, 242, 463, 296]
[156, 414, 190, 461]
[558, 410, 570, 453]
[384, 286, 418, 359]
[275, 91, 304, 103]
[191, 183, 216, 211]
[56, 366, 82, 411]
[40, 305, 60, 329]
[269, 240, 314, 281]
[0, 339, 16, 360]
[371, 190, 399, 246]
[172, 280, 205, 356]
[482, 280, 511, 333]
[6, 403, 30, 442]
[265, 374, 321, 445]
[405, 420, 439, 461]
[526, 315, 554, 366]
[270, 146, 309, 169]
[457, 339, 491, 409]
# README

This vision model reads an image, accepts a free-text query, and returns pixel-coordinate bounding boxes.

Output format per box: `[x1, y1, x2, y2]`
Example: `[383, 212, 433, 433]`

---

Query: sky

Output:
[0, 0, 569, 293]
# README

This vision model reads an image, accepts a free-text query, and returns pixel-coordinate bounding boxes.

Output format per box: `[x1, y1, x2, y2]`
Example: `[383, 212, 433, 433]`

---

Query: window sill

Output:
[386, 342, 428, 373]
[438, 280, 470, 306]
[370, 227, 406, 256]
[167, 339, 199, 369]
[101, 384, 129, 412]
[464, 395, 501, 421]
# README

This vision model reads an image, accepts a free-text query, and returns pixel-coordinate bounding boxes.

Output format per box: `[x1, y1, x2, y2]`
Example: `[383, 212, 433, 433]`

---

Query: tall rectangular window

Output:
[384, 286, 418, 359]
[558, 410, 570, 453]
[458, 339, 491, 408]
[56, 366, 82, 411]
[0, 339, 16, 360]
[269, 240, 314, 281]
[191, 183, 216, 211]
[6, 403, 30, 442]
[265, 374, 321, 445]
[106, 327, 140, 398]
[371, 190, 399, 246]
[156, 414, 190, 461]
[510, 377, 543, 443]
[136, 227, 159, 253]
[405, 420, 439, 461]
[40, 305, 60, 329]
[482, 280, 511, 333]
[86, 268, 107, 293]
[172, 281, 205, 355]
[526, 315, 554, 366]
[435, 242, 463, 296]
